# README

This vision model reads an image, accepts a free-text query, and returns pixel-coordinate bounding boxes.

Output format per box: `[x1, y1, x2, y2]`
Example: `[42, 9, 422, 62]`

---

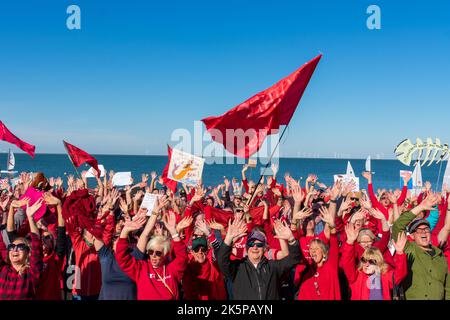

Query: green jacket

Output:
[392, 211, 450, 300]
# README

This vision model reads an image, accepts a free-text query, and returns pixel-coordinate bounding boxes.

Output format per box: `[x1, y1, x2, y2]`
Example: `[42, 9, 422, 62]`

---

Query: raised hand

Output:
[176, 216, 193, 232]
[369, 208, 386, 221]
[420, 193, 439, 211]
[133, 190, 144, 201]
[195, 218, 211, 236]
[119, 198, 129, 215]
[225, 217, 248, 245]
[273, 219, 295, 241]
[293, 207, 313, 221]
[123, 215, 147, 232]
[162, 211, 178, 235]
[362, 171, 372, 181]
[150, 171, 158, 180]
[207, 219, 225, 231]
[271, 163, 278, 177]
[425, 181, 432, 191]
[26, 198, 44, 218]
[155, 195, 170, 211]
[387, 192, 398, 204]
[360, 197, 372, 210]
[329, 180, 342, 200]
[11, 197, 31, 208]
[43, 192, 61, 206]
[345, 223, 359, 244]
[392, 232, 407, 254]
[292, 183, 304, 204]
[319, 206, 335, 228]
[55, 177, 63, 188]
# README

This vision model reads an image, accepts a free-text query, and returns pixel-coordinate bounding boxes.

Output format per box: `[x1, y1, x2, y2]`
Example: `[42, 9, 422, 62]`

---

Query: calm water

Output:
[0, 153, 447, 190]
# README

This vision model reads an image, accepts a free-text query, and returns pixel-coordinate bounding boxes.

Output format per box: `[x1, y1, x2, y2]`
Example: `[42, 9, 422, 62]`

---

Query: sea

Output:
[0, 153, 447, 191]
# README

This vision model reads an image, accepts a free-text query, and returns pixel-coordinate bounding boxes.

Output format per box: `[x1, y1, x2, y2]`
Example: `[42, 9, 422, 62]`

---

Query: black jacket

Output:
[217, 241, 301, 300]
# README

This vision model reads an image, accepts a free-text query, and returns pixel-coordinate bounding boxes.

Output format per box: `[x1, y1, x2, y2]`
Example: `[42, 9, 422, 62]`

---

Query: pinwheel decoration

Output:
[394, 138, 450, 166]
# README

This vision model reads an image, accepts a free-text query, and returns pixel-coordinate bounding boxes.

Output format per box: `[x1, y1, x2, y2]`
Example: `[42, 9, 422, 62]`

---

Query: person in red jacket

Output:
[36, 192, 67, 300]
[182, 228, 227, 300]
[294, 206, 341, 300]
[115, 211, 188, 300]
[0, 199, 43, 300]
[341, 223, 408, 300]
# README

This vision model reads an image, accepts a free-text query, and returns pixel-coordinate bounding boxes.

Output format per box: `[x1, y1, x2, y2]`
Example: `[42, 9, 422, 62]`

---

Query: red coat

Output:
[182, 252, 227, 300]
[294, 234, 341, 300]
[36, 252, 64, 300]
[115, 239, 187, 300]
[340, 242, 407, 300]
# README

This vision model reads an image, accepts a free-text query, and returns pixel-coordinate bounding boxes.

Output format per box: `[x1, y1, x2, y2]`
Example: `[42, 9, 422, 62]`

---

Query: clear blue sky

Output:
[1, 0, 449, 158]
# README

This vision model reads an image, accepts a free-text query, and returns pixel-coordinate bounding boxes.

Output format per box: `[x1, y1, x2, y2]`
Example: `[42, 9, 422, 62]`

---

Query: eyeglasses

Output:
[247, 241, 265, 248]
[7, 243, 29, 252]
[148, 250, 163, 257]
[193, 246, 207, 253]
[360, 257, 377, 265]
[414, 228, 431, 234]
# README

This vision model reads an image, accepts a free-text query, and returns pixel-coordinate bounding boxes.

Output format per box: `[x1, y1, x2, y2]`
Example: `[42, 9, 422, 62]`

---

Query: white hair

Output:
[146, 235, 171, 256]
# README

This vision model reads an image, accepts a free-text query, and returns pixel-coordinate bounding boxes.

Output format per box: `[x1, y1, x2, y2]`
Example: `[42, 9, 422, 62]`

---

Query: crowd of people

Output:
[0, 164, 449, 300]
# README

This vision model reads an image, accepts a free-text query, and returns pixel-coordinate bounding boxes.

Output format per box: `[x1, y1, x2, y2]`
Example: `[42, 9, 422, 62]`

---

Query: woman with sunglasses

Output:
[115, 211, 188, 300]
[182, 218, 227, 300]
[0, 199, 43, 300]
[341, 223, 407, 300]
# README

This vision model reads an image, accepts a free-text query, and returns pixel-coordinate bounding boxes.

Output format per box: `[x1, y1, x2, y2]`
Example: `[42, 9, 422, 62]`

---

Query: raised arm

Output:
[271, 219, 301, 275]
[115, 215, 147, 280]
[217, 217, 248, 280]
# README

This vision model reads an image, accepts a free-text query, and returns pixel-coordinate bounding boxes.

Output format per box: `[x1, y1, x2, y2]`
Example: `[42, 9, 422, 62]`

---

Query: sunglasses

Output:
[193, 246, 207, 253]
[7, 243, 29, 252]
[235, 209, 244, 213]
[360, 257, 377, 266]
[247, 241, 265, 248]
[148, 250, 163, 257]
[350, 198, 359, 201]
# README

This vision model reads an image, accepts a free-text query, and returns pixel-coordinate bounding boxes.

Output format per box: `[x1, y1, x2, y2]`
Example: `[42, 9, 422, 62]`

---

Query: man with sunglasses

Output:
[217, 217, 301, 300]
[392, 194, 450, 300]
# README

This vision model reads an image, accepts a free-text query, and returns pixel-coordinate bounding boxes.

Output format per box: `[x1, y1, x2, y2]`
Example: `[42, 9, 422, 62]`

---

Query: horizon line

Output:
[0, 151, 397, 160]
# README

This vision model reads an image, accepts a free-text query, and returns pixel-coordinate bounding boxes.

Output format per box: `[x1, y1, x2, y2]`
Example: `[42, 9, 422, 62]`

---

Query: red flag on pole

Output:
[161, 145, 178, 192]
[63, 140, 100, 177]
[0, 121, 36, 158]
[201, 54, 322, 158]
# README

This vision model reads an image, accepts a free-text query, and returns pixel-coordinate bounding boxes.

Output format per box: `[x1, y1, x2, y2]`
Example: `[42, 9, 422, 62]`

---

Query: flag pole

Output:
[62, 141, 83, 181]
[246, 125, 289, 206]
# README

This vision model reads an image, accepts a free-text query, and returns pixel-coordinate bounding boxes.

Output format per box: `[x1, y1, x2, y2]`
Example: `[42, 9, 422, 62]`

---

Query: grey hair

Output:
[146, 235, 171, 256]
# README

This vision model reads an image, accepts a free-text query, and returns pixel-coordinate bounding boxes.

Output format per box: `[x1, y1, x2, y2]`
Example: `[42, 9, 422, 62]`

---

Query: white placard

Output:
[85, 164, 106, 178]
[334, 174, 360, 192]
[167, 149, 205, 186]
[112, 172, 132, 186]
[140, 193, 161, 216]
[399, 170, 413, 178]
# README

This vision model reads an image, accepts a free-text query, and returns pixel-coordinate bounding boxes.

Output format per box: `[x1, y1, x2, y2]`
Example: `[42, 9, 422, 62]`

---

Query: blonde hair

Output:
[6, 237, 31, 275]
[146, 235, 171, 256]
[357, 229, 376, 243]
[358, 247, 388, 274]
[309, 239, 329, 260]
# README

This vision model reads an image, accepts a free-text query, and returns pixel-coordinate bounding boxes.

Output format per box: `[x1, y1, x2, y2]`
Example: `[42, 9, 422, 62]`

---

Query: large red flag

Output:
[0, 121, 36, 157]
[63, 140, 100, 177]
[201, 54, 322, 158]
[161, 145, 178, 193]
